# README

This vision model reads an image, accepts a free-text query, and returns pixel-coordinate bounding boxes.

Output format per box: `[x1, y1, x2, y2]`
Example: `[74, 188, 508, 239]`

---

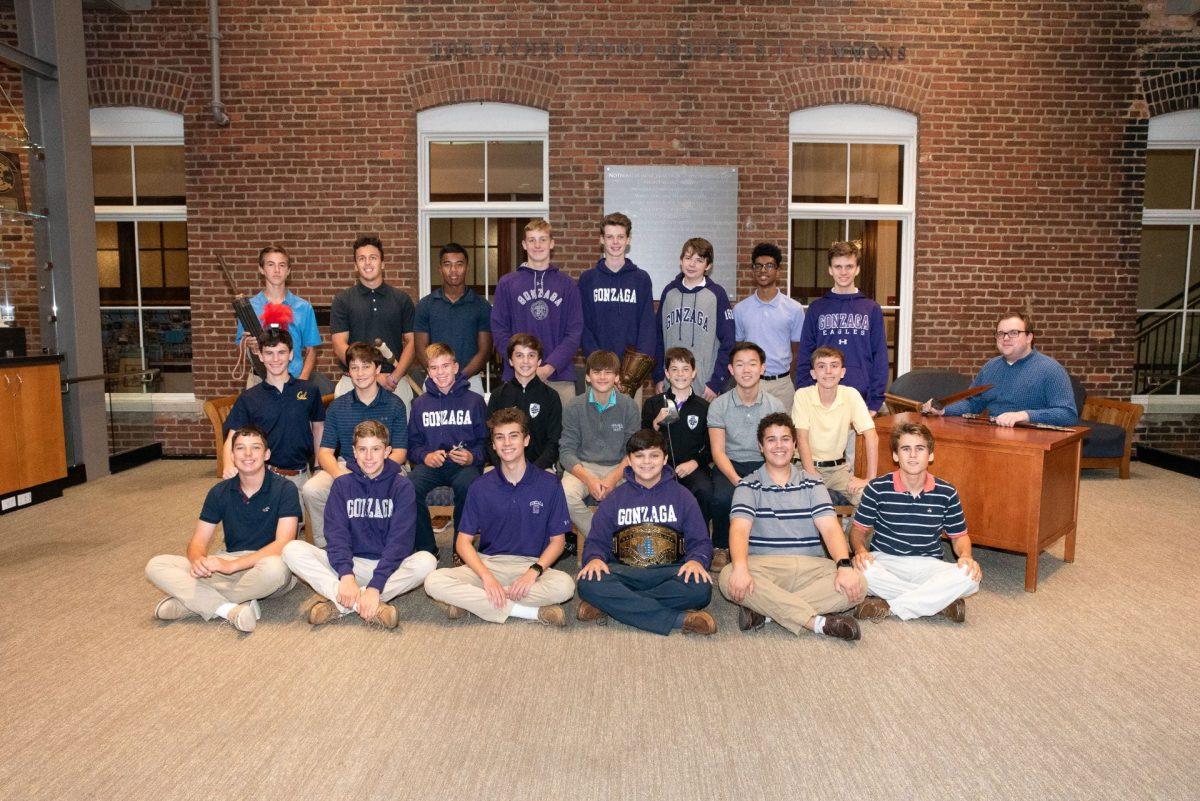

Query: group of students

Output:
[145, 213, 1086, 639]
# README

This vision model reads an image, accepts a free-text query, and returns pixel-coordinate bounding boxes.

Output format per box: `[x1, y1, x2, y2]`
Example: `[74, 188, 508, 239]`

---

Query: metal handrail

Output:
[63, 368, 160, 386]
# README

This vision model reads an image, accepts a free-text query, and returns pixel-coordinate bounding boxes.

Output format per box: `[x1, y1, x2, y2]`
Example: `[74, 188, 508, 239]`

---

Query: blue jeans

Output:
[409, 462, 480, 556]
[577, 562, 713, 636]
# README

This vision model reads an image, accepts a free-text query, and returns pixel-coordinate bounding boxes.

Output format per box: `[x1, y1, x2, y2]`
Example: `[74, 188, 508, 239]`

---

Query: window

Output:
[1138, 110, 1200, 396]
[788, 105, 917, 382]
[417, 103, 549, 390]
[91, 108, 190, 395]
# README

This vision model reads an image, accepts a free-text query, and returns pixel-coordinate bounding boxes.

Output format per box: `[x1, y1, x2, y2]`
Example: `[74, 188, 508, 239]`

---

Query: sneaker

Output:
[682, 610, 717, 635]
[434, 600, 465, 620]
[451, 550, 464, 568]
[372, 603, 399, 629]
[536, 605, 567, 627]
[710, 548, 730, 572]
[153, 596, 195, 621]
[819, 614, 861, 641]
[227, 603, 257, 633]
[576, 600, 607, 622]
[938, 598, 967, 623]
[854, 596, 891, 622]
[307, 599, 339, 626]
[737, 605, 766, 632]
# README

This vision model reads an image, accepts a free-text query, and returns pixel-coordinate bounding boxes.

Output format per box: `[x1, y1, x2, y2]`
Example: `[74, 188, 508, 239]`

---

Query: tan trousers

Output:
[761, 375, 796, 411]
[145, 551, 292, 620]
[547, 379, 577, 410]
[424, 554, 575, 623]
[282, 540, 436, 613]
[817, 463, 863, 507]
[300, 468, 337, 548]
[718, 555, 862, 635]
[560, 460, 624, 537]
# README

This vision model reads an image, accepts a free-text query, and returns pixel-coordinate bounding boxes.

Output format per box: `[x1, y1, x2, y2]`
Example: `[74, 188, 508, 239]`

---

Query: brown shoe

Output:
[682, 610, 717, 635]
[710, 548, 730, 572]
[537, 605, 567, 627]
[938, 598, 966, 623]
[819, 614, 861, 641]
[451, 550, 464, 568]
[576, 600, 607, 622]
[372, 603, 399, 629]
[737, 605, 766, 632]
[307, 600, 339, 626]
[854, 596, 891, 621]
[154, 596, 195, 621]
[434, 600, 465, 620]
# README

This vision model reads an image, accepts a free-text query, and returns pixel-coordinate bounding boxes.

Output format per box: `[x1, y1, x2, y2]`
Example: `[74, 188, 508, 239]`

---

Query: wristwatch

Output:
[529, 563, 545, 577]
[835, 558, 853, 570]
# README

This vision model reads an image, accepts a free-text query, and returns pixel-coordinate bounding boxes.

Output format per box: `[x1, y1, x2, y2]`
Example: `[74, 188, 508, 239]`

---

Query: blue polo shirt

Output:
[733, 290, 805, 376]
[198, 471, 302, 552]
[321, 388, 409, 458]
[414, 288, 492, 368]
[224, 377, 325, 470]
[457, 462, 572, 557]
[234, 290, 322, 378]
[853, 471, 968, 559]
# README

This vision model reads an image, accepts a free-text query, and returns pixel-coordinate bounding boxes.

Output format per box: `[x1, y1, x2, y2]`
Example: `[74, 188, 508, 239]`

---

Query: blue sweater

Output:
[795, 290, 889, 411]
[324, 460, 416, 591]
[408, 374, 488, 465]
[579, 258, 657, 359]
[943, 349, 1078, 426]
[583, 466, 713, 568]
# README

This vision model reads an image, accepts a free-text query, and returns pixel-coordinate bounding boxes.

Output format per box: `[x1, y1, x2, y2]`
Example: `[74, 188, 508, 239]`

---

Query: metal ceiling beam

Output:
[0, 42, 57, 81]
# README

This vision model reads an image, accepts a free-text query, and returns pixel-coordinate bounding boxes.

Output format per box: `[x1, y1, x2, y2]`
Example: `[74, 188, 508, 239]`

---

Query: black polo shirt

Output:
[198, 471, 302, 552]
[330, 281, 415, 373]
[224, 377, 326, 470]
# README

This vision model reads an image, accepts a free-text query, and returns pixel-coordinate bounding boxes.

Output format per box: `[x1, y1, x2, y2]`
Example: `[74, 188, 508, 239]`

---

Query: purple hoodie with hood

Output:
[491, 264, 583, 382]
[324, 458, 416, 592]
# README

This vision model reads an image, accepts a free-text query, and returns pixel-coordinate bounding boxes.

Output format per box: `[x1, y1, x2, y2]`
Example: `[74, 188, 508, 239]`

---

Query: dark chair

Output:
[885, 370, 972, 412]
[1068, 375, 1143, 479]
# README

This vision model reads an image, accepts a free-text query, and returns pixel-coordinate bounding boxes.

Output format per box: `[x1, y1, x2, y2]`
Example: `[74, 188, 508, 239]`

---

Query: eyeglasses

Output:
[995, 330, 1029, 340]
[751, 262, 779, 271]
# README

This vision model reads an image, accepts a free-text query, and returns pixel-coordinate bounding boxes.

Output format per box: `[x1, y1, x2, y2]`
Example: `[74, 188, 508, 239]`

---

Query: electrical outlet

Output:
[1, 496, 14, 510]
[17, 492, 31, 506]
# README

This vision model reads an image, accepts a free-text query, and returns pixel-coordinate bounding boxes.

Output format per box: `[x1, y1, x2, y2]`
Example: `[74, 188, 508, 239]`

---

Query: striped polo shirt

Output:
[852, 471, 967, 558]
[731, 463, 835, 557]
[320, 387, 409, 458]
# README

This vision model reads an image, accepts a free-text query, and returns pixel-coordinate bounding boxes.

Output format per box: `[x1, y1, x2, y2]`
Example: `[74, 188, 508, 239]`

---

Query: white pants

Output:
[862, 552, 979, 620]
[282, 540, 436, 614]
[560, 460, 623, 537]
[424, 554, 575, 623]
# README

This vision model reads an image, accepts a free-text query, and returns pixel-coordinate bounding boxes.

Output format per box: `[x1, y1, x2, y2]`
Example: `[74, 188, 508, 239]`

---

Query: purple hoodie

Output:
[795, 290, 889, 411]
[578, 258, 657, 359]
[583, 465, 713, 568]
[408, 374, 488, 465]
[491, 264, 583, 382]
[324, 459, 416, 592]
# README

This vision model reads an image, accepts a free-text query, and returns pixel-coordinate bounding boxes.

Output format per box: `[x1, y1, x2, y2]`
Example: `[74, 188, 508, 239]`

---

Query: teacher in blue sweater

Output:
[925, 312, 1077, 427]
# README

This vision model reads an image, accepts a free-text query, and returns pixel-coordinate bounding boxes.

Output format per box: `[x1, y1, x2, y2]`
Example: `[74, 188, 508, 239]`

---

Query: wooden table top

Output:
[875, 412, 1086, 453]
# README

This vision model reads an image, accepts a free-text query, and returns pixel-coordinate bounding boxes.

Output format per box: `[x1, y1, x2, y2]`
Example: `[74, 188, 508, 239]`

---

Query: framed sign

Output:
[0, 151, 26, 213]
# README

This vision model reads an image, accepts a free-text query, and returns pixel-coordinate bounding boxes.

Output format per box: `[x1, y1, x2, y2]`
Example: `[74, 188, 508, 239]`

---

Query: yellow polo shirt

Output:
[790, 385, 875, 461]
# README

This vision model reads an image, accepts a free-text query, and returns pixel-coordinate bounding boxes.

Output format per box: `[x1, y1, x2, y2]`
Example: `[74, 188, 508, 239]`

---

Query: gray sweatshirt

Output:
[559, 391, 641, 471]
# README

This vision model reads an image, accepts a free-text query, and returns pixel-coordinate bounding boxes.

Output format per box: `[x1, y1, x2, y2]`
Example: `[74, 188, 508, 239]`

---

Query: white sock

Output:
[812, 615, 826, 635]
[215, 602, 236, 620]
[250, 600, 262, 620]
[509, 603, 539, 620]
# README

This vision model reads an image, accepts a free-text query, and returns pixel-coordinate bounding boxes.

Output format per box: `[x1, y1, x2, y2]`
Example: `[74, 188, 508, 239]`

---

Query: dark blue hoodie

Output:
[408, 374, 488, 465]
[795, 289, 889, 411]
[578, 257, 657, 359]
[325, 459, 416, 592]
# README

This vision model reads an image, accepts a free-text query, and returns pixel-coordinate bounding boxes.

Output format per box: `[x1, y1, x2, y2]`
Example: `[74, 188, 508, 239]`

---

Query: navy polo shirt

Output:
[320, 388, 409, 458]
[330, 281, 415, 373]
[414, 288, 492, 368]
[458, 463, 572, 557]
[224, 377, 325, 470]
[199, 471, 302, 552]
[853, 471, 968, 559]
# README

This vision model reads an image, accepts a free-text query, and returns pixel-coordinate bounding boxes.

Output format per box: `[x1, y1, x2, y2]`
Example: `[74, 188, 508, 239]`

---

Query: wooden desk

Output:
[870, 413, 1085, 592]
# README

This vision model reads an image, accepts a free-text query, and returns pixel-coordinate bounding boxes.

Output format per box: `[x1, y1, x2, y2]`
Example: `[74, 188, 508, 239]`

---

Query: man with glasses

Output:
[924, 312, 1077, 427]
[733, 243, 805, 409]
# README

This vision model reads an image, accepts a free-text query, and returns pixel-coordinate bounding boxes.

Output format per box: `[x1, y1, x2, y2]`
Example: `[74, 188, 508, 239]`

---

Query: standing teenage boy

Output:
[490, 219, 583, 409]
[284, 421, 436, 629]
[642, 346, 712, 526]
[235, 245, 321, 382]
[733, 242, 804, 410]
[485, 333, 562, 471]
[579, 212, 656, 364]
[407, 343, 488, 557]
[654, 237, 736, 401]
[850, 422, 981, 623]
[414, 244, 492, 395]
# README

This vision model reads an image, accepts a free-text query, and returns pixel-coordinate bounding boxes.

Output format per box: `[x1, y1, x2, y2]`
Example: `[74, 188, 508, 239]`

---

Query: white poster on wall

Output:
[602, 166, 739, 297]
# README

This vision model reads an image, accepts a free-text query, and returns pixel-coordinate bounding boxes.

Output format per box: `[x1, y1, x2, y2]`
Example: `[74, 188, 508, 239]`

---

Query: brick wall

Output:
[2, 2, 1199, 459]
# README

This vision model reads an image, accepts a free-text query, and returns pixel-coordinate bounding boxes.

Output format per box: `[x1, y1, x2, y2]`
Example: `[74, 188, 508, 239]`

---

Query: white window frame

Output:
[92, 107, 196, 411]
[787, 104, 918, 377]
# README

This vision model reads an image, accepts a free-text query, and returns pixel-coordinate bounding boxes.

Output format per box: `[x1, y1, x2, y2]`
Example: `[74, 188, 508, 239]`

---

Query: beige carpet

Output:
[0, 460, 1197, 801]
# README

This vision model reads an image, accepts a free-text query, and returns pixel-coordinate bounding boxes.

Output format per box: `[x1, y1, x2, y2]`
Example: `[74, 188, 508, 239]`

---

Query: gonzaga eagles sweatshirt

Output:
[491, 264, 583, 382]
[583, 466, 713, 568]
[324, 459, 416, 591]
[795, 289, 889, 411]
[408, 374, 488, 465]
[653, 275, 736, 397]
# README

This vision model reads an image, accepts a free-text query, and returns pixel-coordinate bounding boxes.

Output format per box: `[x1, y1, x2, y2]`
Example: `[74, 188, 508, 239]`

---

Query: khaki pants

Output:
[560, 460, 624, 538]
[817, 463, 863, 507]
[282, 540, 435, 613]
[547, 379, 577, 410]
[424, 554, 575, 623]
[300, 468, 338, 548]
[144, 551, 292, 620]
[761, 375, 796, 411]
[718, 555, 862, 635]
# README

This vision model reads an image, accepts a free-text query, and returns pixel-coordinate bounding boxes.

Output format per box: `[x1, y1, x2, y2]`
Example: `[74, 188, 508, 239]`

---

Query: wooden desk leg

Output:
[1064, 525, 1077, 563]
[1025, 551, 1038, 593]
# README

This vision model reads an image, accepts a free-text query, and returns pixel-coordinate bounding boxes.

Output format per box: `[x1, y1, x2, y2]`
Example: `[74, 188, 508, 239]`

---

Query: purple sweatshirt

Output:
[491, 264, 583, 382]
[324, 459, 416, 592]
[578, 258, 657, 359]
[408, 374, 488, 465]
[583, 466, 713, 568]
[795, 290, 889, 411]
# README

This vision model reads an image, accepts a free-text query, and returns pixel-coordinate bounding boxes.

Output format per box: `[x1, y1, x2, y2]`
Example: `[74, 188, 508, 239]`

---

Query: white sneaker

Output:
[154, 596, 195, 621]
[227, 603, 257, 633]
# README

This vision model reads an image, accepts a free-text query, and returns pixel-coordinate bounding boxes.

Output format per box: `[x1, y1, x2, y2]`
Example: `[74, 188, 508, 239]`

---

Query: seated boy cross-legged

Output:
[717, 413, 867, 641]
[424, 408, 576, 626]
[576, 428, 716, 636]
[849, 422, 982, 623]
[283, 421, 437, 629]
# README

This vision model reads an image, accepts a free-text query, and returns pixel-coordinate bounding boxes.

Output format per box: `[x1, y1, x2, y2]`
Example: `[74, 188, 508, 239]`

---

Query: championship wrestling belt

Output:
[618, 347, 656, 397]
[614, 523, 683, 567]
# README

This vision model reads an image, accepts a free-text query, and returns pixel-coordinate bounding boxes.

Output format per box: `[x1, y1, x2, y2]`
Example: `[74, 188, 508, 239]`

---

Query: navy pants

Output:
[710, 459, 763, 548]
[577, 562, 713, 636]
[409, 462, 480, 556]
[676, 464, 714, 525]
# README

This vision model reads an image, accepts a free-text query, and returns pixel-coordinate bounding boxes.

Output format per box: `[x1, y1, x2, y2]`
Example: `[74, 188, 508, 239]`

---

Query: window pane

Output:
[101, 309, 142, 392]
[1135, 311, 1184, 394]
[139, 250, 164, 288]
[97, 250, 121, 288]
[429, 217, 486, 295]
[789, 218, 844, 303]
[98, 221, 138, 305]
[1144, 149, 1195, 210]
[429, 141, 484, 202]
[849, 144, 903, 205]
[95, 220, 119, 249]
[848, 219, 903, 306]
[1138, 225, 1189, 309]
[93, 146, 133, 205]
[138, 220, 161, 248]
[142, 309, 193, 393]
[487, 140, 543, 201]
[162, 221, 188, 249]
[791, 143, 846, 203]
[164, 251, 189, 288]
[134, 146, 185, 205]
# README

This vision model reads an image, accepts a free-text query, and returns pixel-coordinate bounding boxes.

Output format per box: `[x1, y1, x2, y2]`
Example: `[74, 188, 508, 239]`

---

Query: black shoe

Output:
[563, 534, 578, 556]
[820, 614, 861, 641]
[738, 605, 766, 632]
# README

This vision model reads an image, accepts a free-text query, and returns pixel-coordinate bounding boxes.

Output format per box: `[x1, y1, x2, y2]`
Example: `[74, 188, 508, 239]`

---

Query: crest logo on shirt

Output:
[687, 414, 699, 430]
[296, 391, 308, 400]
[529, 500, 544, 514]
[529, 403, 541, 419]
[530, 299, 550, 321]
[611, 423, 624, 432]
